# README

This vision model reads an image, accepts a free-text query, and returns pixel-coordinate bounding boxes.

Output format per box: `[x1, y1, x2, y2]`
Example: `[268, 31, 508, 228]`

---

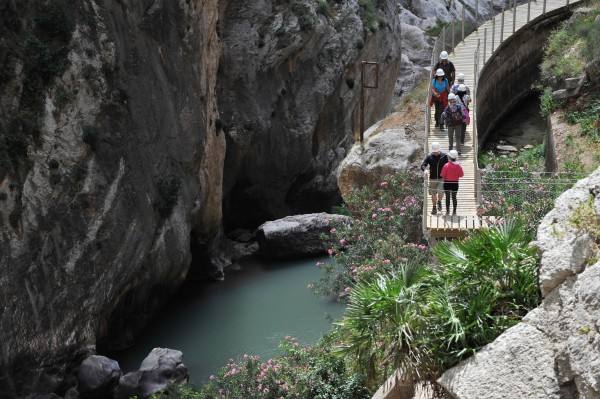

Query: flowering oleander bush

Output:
[312, 171, 429, 299]
[192, 335, 370, 399]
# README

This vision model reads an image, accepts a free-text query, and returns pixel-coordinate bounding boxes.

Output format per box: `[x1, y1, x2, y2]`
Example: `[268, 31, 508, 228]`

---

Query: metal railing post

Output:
[500, 8, 505, 43]
[442, 25, 446, 50]
[476, 0, 479, 22]
[566, 0, 570, 6]
[543, 0, 547, 13]
[512, 0, 517, 33]
[527, 0, 531, 22]
[491, 17, 495, 53]
[483, 27, 487, 61]
[452, 19, 455, 49]
[462, 6, 465, 41]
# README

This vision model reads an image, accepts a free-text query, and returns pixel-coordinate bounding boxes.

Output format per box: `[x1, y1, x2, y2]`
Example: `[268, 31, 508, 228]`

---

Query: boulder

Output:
[337, 122, 421, 202]
[77, 355, 121, 398]
[495, 144, 518, 152]
[552, 88, 570, 100]
[116, 348, 188, 399]
[257, 213, 351, 258]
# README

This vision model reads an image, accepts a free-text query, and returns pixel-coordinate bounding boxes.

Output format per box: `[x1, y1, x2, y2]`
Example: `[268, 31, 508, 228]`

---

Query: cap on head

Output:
[448, 93, 456, 101]
[457, 73, 465, 82]
[431, 142, 441, 153]
[440, 51, 449, 60]
[448, 149, 459, 159]
[458, 84, 467, 92]
[435, 68, 445, 77]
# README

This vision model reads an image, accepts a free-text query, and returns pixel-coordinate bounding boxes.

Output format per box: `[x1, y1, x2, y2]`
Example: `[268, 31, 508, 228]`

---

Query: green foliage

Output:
[478, 145, 573, 235]
[566, 98, 600, 141]
[335, 220, 539, 388]
[540, 86, 555, 116]
[358, 0, 378, 32]
[317, 0, 330, 16]
[312, 172, 428, 299]
[570, 197, 600, 241]
[193, 336, 370, 399]
[541, 6, 600, 82]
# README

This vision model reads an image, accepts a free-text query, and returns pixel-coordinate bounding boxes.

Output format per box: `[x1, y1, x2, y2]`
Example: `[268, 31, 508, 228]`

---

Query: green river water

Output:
[114, 257, 344, 385]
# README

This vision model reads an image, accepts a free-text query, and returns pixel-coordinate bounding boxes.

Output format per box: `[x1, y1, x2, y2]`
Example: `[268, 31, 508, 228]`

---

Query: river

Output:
[112, 257, 344, 385]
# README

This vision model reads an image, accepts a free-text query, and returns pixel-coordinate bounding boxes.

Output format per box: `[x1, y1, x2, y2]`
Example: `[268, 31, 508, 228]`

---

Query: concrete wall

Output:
[476, 7, 575, 145]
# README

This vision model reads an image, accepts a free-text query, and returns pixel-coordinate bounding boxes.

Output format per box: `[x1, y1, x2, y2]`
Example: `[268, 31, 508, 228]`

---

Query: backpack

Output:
[448, 105, 463, 126]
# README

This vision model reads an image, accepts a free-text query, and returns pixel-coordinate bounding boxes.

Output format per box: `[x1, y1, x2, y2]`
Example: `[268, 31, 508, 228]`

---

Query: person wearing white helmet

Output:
[430, 68, 450, 130]
[454, 83, 471, 145]
[420, 141, 448, 215]
[433, 50, 456, 86]
[440, 149, 464, 216]
[441, 93, 468, 154]
[451, 73, 471, 96]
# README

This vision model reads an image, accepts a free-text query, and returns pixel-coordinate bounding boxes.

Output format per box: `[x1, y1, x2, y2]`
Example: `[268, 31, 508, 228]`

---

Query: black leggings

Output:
[444, 182, 459, 213]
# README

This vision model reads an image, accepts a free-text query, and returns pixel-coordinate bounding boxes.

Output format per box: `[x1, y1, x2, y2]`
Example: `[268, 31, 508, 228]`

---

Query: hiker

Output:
[430, 68, 449, 129]
[433, 51, 456, 86]
[451, 73, 471, 96]
[421, 142, 448, 215]
[441, 93, 469, 154]
[454, 84, 471, 145]
[440, 149, 464, 216]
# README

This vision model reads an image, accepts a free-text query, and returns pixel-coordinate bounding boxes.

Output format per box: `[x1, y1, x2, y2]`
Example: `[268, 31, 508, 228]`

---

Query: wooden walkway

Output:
[424, 0, 575, 239]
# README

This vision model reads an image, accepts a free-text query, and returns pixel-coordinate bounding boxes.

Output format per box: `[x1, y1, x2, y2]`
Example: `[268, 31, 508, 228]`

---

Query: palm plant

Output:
[335, 262, 432, 390]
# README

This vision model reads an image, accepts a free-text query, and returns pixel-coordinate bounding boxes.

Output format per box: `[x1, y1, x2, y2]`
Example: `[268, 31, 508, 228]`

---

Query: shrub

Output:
[566, 98, 600, 141]
[335, 220, 539, 389]
[312, 172, 427, 299]
[358, 0, 378, 32]
[539, 86, 555, 116]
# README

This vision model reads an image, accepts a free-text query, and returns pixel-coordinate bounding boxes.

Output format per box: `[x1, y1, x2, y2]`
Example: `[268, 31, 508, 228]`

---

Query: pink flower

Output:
[339, 238, 348, 246]
[371, 213, 378, 219]
[383, 259, 391, 264]
[380, 181, 389, 187]
[209, 375, 216, 380]
[327, 248, 334, 256]
[316, 261, 323, 267]
[330, 228, 337, 234]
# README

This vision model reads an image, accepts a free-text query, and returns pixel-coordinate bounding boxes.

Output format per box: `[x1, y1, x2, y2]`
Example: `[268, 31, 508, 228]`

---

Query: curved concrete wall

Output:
[476, 6, 575, 144]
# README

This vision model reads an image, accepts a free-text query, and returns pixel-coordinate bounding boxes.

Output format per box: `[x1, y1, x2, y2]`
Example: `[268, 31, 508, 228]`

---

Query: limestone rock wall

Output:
[0, 0, 222, 396]
[439, 167, 600, 399]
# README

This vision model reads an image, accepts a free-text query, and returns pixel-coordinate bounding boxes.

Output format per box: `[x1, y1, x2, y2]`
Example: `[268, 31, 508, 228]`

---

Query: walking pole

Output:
[543, 0, 547, 13]
[491, 17, 495, 53]
[483, 27, 487, 61]
[500, 8, 505, 43]
[452, 19, 455, 49]
[512, 0, 517, 33]
[527, 0, 531, 22]
[462, 6, 465, 41]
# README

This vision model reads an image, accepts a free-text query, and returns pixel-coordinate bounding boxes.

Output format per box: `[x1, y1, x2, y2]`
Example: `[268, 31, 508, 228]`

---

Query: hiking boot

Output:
[452, 210, 457, 216]
[431, 207, 437, 215]
[437, 200, 442, 209]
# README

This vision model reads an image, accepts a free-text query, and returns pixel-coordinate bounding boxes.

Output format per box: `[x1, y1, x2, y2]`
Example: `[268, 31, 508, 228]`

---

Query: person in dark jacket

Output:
[433, 51, 456, 86]
[421, 142, 448, 215]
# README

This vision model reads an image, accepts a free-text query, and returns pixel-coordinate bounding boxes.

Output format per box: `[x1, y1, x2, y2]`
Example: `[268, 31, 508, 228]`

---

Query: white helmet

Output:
[440, 51, 449, 60]
[431, 142, 441, 152]
[457, 73, 465, 82]
[448, 93, 456, 101]
[458, 84, 467, 92]
[448, 149, 459, 160]
[435, 68, 445, 77]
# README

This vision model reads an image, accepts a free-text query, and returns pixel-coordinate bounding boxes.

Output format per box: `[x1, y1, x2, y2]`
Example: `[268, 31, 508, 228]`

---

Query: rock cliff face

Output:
[218, 0, 403, 228]
[0, 0, 222, 396]
[439, 167, 600, 399]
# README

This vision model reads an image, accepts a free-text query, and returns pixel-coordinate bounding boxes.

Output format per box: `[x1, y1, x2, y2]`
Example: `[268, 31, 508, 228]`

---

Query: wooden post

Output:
[512, 0, 517, 33]
[491, 17, 495, 53]
[500, 8, 505, 43]
[527, 0, 531, 22]
[462, 6, 465, 41]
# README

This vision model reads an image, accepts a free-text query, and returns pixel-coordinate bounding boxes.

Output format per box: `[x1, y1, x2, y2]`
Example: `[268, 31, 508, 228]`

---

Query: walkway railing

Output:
[421, 0, 581, 239]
